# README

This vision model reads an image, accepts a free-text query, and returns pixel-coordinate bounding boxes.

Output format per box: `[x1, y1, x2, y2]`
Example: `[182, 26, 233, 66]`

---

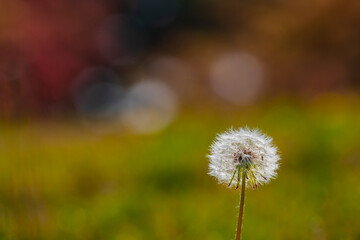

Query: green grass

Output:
[0, 96, 360, 239]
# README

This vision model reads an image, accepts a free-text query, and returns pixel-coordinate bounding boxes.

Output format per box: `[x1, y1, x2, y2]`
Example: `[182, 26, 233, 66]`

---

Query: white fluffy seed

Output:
[208, 127, 280, 189]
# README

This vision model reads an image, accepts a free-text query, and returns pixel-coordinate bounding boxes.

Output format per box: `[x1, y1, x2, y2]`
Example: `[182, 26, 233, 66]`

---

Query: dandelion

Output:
[208, 127, 280, 240]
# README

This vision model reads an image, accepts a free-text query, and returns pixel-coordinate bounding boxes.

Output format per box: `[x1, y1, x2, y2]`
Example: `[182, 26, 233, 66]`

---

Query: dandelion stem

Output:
[236, 170, 246, 240]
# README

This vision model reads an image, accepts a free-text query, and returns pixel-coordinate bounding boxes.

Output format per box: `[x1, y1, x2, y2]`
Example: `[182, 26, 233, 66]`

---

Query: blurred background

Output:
[0, 0, 360, 239]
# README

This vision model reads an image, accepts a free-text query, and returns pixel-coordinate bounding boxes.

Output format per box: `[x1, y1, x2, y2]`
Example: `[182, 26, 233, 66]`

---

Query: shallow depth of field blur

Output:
[1, 0, 360, 239]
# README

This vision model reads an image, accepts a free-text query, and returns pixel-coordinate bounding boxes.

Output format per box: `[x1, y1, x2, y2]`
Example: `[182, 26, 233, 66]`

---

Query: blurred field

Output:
[0, 95, 359, 240]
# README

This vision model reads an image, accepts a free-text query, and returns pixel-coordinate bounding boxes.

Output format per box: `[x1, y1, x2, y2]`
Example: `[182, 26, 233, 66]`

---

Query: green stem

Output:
[236, 170, 246, 240]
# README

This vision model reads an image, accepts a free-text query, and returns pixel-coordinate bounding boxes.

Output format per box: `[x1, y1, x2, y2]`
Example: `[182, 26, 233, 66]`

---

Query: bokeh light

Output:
[121, 80, 178, 134]
[73, 67, 125, 120]
[209, 51, 265, 105]
[147, 56, 196, 100]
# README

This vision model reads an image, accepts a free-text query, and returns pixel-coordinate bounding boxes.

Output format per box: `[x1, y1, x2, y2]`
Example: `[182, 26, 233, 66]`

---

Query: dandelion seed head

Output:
[208, 127, 280, 189]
